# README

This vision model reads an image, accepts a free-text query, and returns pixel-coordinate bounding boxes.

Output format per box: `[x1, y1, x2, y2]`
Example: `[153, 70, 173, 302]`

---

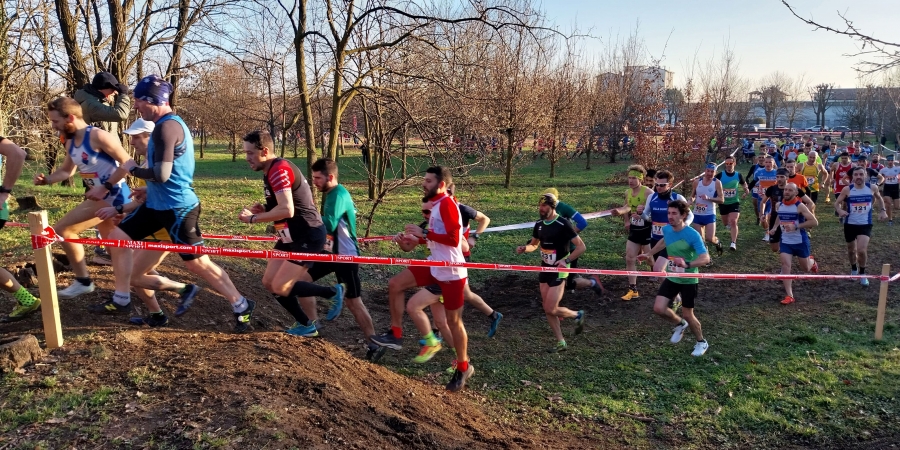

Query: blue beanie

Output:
[133, 74, 173, 105]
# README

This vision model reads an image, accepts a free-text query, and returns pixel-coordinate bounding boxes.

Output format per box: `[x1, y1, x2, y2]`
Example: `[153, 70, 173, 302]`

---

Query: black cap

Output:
[839, 151, 850, 158]
[91, 72, 119, 90]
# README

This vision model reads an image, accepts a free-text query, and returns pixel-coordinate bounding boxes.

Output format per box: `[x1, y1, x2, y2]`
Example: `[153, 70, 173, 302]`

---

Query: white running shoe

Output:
[58, 282, 95, 299]
[762, 233, 769, 242]
[849, 269, 859, 281]
[691, 340, 709, 357]
[670, 320, 689, 344]
[729, 242, 737, 251]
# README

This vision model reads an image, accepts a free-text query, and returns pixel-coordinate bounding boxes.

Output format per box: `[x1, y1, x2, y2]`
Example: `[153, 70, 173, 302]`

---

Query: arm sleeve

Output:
[83, 94, 131, 123]
[131, 121, 178, 181]
[738, 173, 746, 185]
[570, 212, 588, 231]
[426, 200, 461, 247]
[641, 194, 654, 221]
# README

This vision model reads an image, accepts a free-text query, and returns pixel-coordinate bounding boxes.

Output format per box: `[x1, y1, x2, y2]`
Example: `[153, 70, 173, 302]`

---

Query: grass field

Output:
[2, 144, 899, 448]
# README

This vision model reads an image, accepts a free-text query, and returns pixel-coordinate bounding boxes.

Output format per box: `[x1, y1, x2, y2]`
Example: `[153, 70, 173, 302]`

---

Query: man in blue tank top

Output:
[834, 166, 889, 286]
[768, 183, 818, 305]
[100, 75, 256, 333]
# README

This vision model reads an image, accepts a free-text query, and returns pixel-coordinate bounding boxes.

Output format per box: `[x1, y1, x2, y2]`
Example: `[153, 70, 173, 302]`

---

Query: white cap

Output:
[123, 118, 154, 135]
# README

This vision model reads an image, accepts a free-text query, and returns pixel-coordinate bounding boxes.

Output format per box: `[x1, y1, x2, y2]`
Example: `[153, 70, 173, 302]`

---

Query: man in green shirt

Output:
[310, 158, 379, 357]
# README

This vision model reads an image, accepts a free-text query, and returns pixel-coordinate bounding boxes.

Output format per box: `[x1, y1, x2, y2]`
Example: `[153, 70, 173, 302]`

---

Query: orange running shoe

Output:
[780, 295, 795, 305]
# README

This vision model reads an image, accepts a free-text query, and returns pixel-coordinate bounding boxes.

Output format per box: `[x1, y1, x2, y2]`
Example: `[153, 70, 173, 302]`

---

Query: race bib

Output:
[274, 222, 293, 244]
[666, 257, 686, 273]
[806, 176, 816, 185]
[780, 221, 797, 233]
[723, 188, 736, 198]
[694, 203, 709, 214]
[81, 172, 98, 188]
[850, 202, 870, 214]
[540, 247, 557, 265]
[323, 234, 334, 253]
[753, 185, 762, 195]
[630, 216, 645, 227]
[652, 222, 666, 236]
[887, 176, 898, 184]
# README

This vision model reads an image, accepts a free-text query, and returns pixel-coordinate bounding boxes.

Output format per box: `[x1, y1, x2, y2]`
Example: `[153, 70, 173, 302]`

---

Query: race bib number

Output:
[323, 234, 334, 253]
[630, 216, 645, 227]
[753, 185, 762, 195]
[540, 247, 557, 265]
[694, 203, 709, 214]
[81, 172, 98, 188]
[723, 188, 736, 198]
[652, 222, 666, 236]
[850, 202, 870, 214]
[666, 257, 686, 273]
[274, 222, 293, 244]
[780, 221, 797, 233]
[886, 176, 898, 184]
[806, 176, 816, 185]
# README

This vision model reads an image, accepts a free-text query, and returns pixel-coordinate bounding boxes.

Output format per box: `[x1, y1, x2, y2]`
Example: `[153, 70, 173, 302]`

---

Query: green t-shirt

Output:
[322, 184, 358, 256]
[796, 154, 822, 165]
[715, 171, 744, 205]
[662, 224, 707, 284]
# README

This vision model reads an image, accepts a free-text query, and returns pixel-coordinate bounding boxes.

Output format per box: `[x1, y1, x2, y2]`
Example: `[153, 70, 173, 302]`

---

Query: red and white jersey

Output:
[425, 193, 467, 281]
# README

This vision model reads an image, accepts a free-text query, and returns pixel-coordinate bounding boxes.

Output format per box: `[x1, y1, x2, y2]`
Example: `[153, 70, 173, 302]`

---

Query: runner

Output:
[94, 118, 199, 327]
[35, 97, 131, 300]
[238, 131, 341, 337]
[715, 155, 750, 251]
[640, 170, 694, 269]
[308, 158, 378, 352]
[542, 188, 604, 295]
[611, 165, 653, 300]
[746, 153, 766, 223]
[749, 156, 780, 242]
[0, 137, 42, 322]
[760, 169, 815, 253]
[638, 199, 711, 357]
[784, 160, 811, 206]
[515, 193, 587, 353]
[878, 155, 899, 224]
[375, 166, 474, 392]
[769, 183, 819, 305]
[103, 75, 255, 332]
[800, 150, 829, 204]
[856, 155, 884, 187]
[690, 163, 724, 255]
[834, 166, 889, 286]
[830, 151, 854, 208]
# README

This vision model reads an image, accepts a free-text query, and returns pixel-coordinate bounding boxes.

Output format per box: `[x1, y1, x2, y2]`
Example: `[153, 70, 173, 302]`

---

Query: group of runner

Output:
[0, 77, 896, 392]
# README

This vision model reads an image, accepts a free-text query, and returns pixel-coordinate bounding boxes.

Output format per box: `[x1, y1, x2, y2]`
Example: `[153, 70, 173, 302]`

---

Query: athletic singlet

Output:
[833, 163, 853, 193]
[845, 183, 874, 225]
[263, 157, 323, 244]
[754, 169, 778, 197]
[145, 114, 198, 209]
[776, 198, 808, 245]
[693, 178, 717, 216]
[134, 167, 170, 241]
[880, 166, 900, 185]
[716, 171, 742, 205]
[646, 191, 689, 240]
[625, 186, 651, 228]
[68, 126, 130, 206]
[800, 162, 821, 191]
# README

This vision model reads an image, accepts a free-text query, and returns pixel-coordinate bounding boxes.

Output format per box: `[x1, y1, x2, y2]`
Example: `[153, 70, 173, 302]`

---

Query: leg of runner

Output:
[54, 200, 105, 299]
[847, 239, 859, 279]
[407, 289, 444, 363]
[0, 268, 41, 322]
[779, 252, 795, 304]
[652, 294, 683, 325]
[682, 307, 705, 350]
[378, 268, 417, 347]
[182, 255, 255, 331]
[129, 250, 174, 327]
[569, 276, 605, 296]
[262, 259, 314, 335]
[704, 222, 722, 255]
[540, 281, 580, 352]
[463, 285, 503, 337]
[856, 235, 870, 286]
[727, 211, 740, 250]
[443, 283, 472, 392]
[624, 240, 643, 298]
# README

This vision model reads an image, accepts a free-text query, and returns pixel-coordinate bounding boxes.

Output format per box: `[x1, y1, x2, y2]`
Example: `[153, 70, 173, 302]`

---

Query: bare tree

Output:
[809, 83, 835, 127]
[782, 73, 808, 131]
[664, 88, 684, 125]
[751, 72, 790, 128]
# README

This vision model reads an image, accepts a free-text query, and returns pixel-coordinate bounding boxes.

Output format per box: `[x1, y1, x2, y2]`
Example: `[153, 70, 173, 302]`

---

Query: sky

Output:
[542, 0, 899, 88]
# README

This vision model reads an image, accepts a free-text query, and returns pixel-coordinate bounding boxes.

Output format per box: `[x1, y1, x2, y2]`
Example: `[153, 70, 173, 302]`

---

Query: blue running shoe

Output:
[487, 312, 503, 338]
[325, 283, 345, 321]
[286, 321, 319, 337]
[175, 284, 200, 316]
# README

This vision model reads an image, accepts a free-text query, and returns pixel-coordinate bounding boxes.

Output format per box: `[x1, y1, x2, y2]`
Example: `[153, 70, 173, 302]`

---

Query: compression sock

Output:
[457, 360, 469, 372]
[851, 264, 859, 271]
[75, 277, 92, 286]
[232, 297, 248, 313]
[859, 267, 866, 275]
[391, 326, 403, 339]
[13, 286, 37, 307]
[288, 281, 336, 299]
[274, 294, 310, 325]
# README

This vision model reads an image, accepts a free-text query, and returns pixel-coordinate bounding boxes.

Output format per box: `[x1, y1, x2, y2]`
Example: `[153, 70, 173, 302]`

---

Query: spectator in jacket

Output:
[73, 72, 131, 138]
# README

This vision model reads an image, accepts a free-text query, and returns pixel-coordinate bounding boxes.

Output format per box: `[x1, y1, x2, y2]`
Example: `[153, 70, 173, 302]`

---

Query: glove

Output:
[115, 83, 130, 94]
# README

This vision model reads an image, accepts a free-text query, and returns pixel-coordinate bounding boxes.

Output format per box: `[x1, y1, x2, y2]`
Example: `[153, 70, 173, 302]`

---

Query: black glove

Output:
[115, 83, 129, 94]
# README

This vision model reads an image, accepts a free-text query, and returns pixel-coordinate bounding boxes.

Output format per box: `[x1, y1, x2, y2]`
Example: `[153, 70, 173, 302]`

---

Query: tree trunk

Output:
[199, 126, 205, 159]
[294, 0, 316, 178]
[585, 134, 594, 170]
[401, 124, 407, 178]
[53, 0, 90, 87]
[504, 128, 514, 188]
[230, 131, 237, 162]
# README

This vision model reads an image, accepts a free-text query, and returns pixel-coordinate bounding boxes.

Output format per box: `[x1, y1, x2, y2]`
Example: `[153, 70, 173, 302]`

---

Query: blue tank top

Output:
[68, 126, 130, 206]
[648, 192, 687, 240]
[146, 115, 199, 209]
[776, 199, 808, 245]
[846, 183, 874, 225]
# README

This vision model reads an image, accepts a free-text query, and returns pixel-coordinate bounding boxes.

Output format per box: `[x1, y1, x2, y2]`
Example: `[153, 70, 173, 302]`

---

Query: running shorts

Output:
[843, 224, 873, 243]
[408, 266, 466, 310]
[719, 203, 740, 215]
[118, 203, 203, 261]
[627, 226, 652, 246]
[307, 262, 362, 298]
[779, 241, 811, 258]
[884, 184, 899, 200]
[273, 225, 326, 266]
[657, 279, 699, 309]
[692, 214, 716, 226]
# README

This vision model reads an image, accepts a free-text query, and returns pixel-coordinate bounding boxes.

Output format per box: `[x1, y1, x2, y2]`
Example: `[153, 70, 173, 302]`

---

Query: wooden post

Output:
[27, 211, 63, 349]
[875, 264, 891, 341]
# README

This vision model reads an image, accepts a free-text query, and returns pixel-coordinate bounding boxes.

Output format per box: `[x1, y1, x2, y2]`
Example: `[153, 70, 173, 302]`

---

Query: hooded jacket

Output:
[73, 84, 132, 138]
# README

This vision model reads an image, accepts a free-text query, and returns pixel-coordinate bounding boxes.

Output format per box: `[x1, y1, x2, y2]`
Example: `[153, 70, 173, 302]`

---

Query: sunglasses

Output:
[655, 183, 669, 187]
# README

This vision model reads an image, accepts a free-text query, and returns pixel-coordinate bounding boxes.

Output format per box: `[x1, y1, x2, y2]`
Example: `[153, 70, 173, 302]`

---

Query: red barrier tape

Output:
[32, 230, 891, 282]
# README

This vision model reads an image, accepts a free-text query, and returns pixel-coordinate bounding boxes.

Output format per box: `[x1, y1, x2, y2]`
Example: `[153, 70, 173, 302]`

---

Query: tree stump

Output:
[0, 334, 44, 373]
[15, 196, 42, 211]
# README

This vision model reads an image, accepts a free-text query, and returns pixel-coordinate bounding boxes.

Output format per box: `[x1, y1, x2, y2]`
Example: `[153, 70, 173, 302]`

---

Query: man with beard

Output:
[746, 153, 766, 223]
[769, 183, 819, 305]
[35, 97, 132, 301]
[760, 169, 815, 254]
[611, 164, 653, 300]
[834, 166, 889, 286]
[516, 193, 587, 353]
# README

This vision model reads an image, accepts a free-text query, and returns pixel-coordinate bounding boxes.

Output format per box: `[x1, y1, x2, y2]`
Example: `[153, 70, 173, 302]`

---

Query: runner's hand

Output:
[879, 210, 888, 221]
[0, 192, 9, 207]
[130, 187, 147, 203]
[96, 206, 119, 221]
[238, 208, 254, 223]
[836, 209, 849, 218]
[515, 245, 526, 254]
[669, 256, 687, 268]
[404, 224, 424, 238]
[466, 236, 476, 250]
[556, 260, 568, 269]
[249, 202, 265, 214]
[33, 173, 47, 185]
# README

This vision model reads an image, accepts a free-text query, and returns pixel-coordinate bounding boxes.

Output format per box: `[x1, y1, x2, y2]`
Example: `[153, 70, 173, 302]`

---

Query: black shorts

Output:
[844, 224, 873, 243]
[118, 203, 203, 261]
[650, 238, 668, 259]
[719, 203, 740, 215]
[627, 226, 652, 246]
[307, 261, 362, 298]
[274, 225, 326, 266]
[657, 279, 699, 309]
[809, 191, 819, 204]
[539, 271, 567, 287]
[884, 184, 899, 200]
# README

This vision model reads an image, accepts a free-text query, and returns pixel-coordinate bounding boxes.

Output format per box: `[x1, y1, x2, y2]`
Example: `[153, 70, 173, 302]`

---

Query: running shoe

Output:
[850, 269, 859, 281]
[761, 233, 769, 242]
[91, 254, 112, 266]
[860, 277, 870, 287]
[729, 242, 737, 251]
[780, 295, 795, 305]
[715, 240, 724, 256]
[547, 341, 568, 353]
[670, 319, 689, 343]
[286, 321, 319, 337]
[88, 299, 131, 315]
[175, 284, 200, 316]
[418, 329, 442, 346]
[691, 340, 709, 357]
[575, 310, 586, 335]
[144, 313, 169, 328]
[58, 282, 95, 299]
[487, 312, 503, 338]
[233, 299, 256, 333]
[825, 197, 831, 204]
[446, 364, 475, 392]
[366, 344, 387, 362]
[621, 288, 640, 301]
[590, 275, 606, 297]
[889, 220, 894, 226]
[2, 298, 41, 322]
[413, 343, 442, 363]
[370, 331, 403, 350]
[810, 256, 819, 273]
[325, 283, 345, 321]
[446, 359, 458, 374]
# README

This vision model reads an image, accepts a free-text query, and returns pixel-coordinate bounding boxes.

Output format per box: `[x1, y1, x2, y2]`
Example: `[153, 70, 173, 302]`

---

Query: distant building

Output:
[625, 66, 674, 93]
